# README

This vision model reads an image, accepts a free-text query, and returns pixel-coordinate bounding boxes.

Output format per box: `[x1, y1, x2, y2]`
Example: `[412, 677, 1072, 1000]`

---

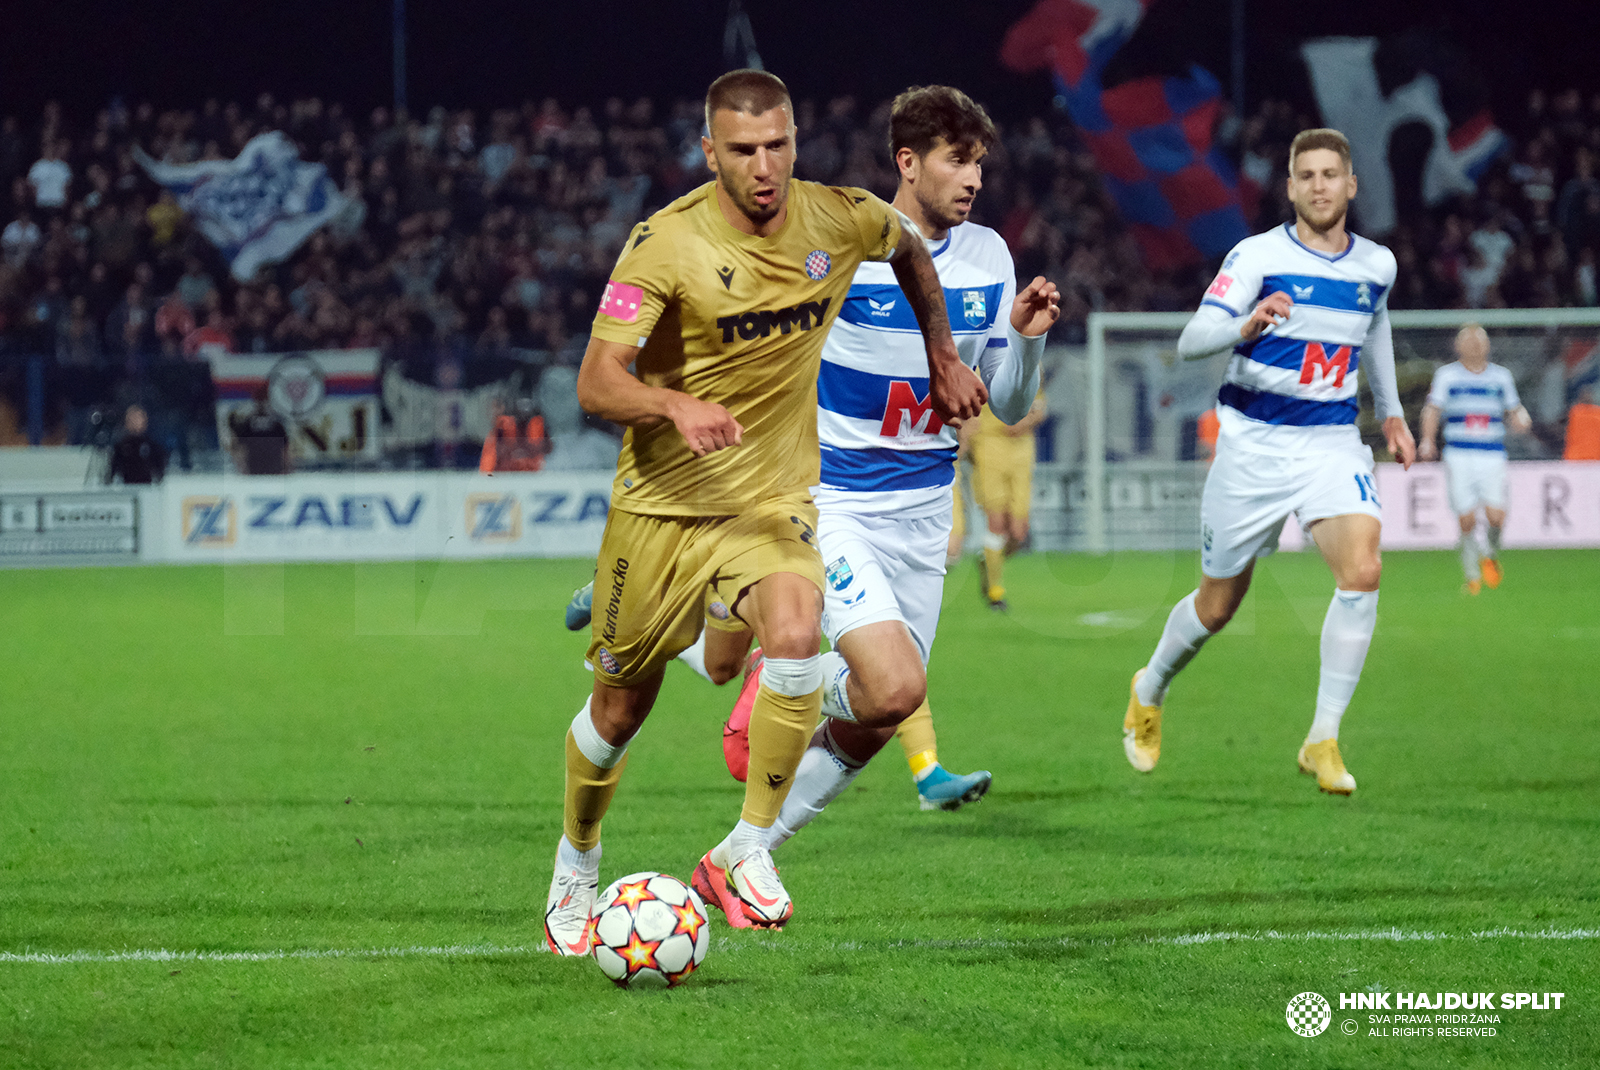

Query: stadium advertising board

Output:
[0, 492, 140, 559]
[156, 470, 611, 562]
[1278, 461, 1600, 550]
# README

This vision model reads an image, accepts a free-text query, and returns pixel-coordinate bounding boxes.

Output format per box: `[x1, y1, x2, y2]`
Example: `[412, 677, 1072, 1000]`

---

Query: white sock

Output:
[675, 631, 716, 684]
[817, 650, 857, 722]
[556, 834, 600, 873]
[727, 818, 769, 862]
[1136, 591, 1214, 706]
[766, 723, 868, 850]
[1307, 588, 1378, 743]
[1486, 525, 1502, 559]
[570, 697, 627, 768]
[1459, 532, 1481, 581]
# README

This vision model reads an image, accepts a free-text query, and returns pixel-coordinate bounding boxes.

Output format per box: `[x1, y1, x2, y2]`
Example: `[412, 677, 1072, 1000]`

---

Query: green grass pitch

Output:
[2, 549, 1597, 1068]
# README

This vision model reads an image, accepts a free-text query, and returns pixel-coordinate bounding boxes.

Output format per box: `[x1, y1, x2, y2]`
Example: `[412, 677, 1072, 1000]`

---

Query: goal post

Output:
[1064, 307, 1600, 554]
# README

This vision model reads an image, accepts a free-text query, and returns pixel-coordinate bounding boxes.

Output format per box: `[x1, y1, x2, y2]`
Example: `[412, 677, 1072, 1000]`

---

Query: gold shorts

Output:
[702, 583, 750, 634]
[587, 495, 822, 687]
[972, 435, 1035, 519]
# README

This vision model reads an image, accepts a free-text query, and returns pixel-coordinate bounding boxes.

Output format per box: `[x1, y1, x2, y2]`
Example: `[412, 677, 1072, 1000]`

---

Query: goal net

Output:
[1030, 308, 1600, 553]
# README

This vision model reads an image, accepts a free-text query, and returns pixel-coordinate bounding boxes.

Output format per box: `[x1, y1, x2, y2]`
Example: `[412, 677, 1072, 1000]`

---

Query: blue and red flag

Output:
[1001, 0, 1250, 272]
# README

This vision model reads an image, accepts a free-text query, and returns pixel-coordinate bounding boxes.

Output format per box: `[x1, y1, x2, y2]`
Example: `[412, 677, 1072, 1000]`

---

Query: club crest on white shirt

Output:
[963, 289, 986, 326]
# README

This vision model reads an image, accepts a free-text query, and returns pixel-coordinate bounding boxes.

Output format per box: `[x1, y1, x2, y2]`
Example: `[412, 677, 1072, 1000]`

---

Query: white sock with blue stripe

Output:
[765, 722, 866, 850]
[817, 650, 857, 722]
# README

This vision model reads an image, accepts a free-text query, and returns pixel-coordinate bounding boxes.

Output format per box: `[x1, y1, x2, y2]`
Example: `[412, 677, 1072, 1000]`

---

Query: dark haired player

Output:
[1120, 129, 1415, 796]
[543, 70, 985, 953]
[709, 85, 1058, 891]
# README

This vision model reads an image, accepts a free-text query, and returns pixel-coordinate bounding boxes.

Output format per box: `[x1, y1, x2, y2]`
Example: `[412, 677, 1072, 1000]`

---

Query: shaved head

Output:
[704, 69, 792, 133]
[1454, 323, 1490, 370]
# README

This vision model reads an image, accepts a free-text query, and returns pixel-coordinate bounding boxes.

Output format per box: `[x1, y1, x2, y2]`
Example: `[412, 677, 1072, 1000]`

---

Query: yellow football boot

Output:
[1122, 669, 1162, 772]
[1297, 738, 1356, 795]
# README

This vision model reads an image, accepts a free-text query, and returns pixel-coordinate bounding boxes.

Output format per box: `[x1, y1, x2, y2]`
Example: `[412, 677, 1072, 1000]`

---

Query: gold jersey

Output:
[590, 179, 901, 516]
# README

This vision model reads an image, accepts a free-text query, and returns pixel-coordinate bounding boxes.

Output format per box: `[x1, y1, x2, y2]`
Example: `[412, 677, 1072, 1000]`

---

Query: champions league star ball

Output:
[589, 872, 710, 988]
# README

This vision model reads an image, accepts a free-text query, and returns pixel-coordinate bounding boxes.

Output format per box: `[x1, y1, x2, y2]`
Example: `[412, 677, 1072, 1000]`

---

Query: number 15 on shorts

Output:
[1352, 472, 1379, 505]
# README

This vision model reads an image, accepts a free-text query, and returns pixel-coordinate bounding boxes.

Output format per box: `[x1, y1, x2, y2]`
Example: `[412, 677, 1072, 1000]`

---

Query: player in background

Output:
[948, 420, 975, 566]
[1120, 128, 1415, 796]
[1196, 405, 1220, 462]
[544, 70, 985, 954]
[1418, 325, 1531, 593]
[709, 86, 1057, 884]
[971, 389, 1046, 609]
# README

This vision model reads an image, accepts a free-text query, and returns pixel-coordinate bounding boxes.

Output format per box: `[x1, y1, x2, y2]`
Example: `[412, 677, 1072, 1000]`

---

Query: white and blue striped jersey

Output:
[1198, 222, 1399, 454]
[1427, 361, 1521, 451]
[815, 222, 1021, 518]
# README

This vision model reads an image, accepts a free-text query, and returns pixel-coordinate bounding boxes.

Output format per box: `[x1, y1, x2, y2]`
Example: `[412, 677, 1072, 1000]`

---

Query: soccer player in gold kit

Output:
[972, 389, 1046, 609]
[544, 70, 985, 952]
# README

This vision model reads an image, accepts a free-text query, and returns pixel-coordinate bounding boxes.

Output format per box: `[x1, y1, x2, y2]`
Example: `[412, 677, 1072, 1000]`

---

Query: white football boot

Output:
[727, 842, 794, 929]
[544, 853, 600, 956]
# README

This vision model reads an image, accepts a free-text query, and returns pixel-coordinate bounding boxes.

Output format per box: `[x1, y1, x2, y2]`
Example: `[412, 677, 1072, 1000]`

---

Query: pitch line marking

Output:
[2, 928, 1596, 966]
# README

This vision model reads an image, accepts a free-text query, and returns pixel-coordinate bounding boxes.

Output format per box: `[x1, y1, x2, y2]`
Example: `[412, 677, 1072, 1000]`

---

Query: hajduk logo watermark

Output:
[1286, 989, 1566, 1040]
[1287, 992, 1333, 1037]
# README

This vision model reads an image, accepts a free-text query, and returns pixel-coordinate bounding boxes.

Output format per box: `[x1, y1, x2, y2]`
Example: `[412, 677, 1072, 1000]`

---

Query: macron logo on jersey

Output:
[879, 380, 943, 437]
[1299, 342, 1351, 388]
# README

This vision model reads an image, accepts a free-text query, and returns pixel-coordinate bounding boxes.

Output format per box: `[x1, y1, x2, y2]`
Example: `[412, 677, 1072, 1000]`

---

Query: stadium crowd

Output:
[3, 87, 1600, 457]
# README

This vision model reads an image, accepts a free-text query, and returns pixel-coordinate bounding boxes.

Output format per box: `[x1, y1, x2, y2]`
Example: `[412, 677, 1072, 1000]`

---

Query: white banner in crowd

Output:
[1300, 37, 1506, 236]
[1280, 462, 1600, 551]
[209, 349, 382, 466]
[137, 132, 350, 282]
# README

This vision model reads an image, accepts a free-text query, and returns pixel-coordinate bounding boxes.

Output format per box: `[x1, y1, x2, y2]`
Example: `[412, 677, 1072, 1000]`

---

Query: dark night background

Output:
[3, 1, 1596, 125]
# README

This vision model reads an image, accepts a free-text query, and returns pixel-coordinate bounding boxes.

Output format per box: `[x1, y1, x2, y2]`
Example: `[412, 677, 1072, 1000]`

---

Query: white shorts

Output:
[1443, 447, 1508, 514]
[818, 507, 951, 664]
[1200, 439, 1382, 578]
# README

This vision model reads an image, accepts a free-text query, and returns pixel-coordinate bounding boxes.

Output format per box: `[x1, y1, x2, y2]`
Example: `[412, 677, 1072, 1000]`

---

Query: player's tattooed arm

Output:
[889, 230, 986, 424]
[576, 337, 743, 457]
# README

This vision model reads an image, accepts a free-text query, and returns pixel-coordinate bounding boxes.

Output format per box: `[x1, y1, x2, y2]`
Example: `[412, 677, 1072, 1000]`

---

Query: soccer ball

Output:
[589, 871, 710, 988]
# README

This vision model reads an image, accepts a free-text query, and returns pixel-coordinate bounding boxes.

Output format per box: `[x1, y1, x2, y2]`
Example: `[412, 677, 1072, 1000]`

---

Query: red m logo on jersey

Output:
[1298, 342, 1351, 388]
[880, 380, 944, 437]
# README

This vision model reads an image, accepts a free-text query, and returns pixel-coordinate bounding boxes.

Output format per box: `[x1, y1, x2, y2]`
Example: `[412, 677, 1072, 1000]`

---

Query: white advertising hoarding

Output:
[0, 492, 140, 558]
[1279, 461, 1600, 551]
[157, 470, 612, 563]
